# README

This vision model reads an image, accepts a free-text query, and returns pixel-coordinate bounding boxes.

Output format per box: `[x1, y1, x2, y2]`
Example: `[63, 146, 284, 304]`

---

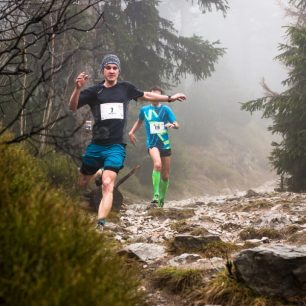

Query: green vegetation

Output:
[170, 220, 191, 233]
[168, 239, 240, 259]
[39, 149, 79, 194]
[0, 133, 143, 306]
[239, 227, 282, 240]
[241, 1, 306, 191]
[153, 267, 204, 294]
[170, 221, 210, 235]
[194, 269, 303, 306]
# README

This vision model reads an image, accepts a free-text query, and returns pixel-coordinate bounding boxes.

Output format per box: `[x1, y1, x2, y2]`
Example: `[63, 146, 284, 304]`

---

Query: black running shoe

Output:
[95, 219, 106, 231]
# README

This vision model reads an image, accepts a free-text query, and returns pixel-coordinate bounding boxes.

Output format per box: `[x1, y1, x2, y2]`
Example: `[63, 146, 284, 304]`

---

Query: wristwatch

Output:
[167, 95, 172, 102]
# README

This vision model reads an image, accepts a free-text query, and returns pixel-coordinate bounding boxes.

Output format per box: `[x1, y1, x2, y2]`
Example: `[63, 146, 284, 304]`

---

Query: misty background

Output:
[123, 0, 289, 199]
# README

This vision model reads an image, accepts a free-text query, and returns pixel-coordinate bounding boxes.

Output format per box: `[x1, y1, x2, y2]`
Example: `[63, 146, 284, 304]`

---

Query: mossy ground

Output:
[167, 239, 240, 259]
[239, 227, 283, 240]
[152, 267, 204, 294]
[192, 269, 306, 306]
[148, 207, 195, 220]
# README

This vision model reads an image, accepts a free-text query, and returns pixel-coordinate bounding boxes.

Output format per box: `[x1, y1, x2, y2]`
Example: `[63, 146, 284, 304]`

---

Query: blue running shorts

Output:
[80, 143, 126, 175]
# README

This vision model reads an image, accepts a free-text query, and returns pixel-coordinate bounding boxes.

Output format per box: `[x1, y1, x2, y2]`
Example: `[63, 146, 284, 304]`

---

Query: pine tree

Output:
[241, 1, 306, 191]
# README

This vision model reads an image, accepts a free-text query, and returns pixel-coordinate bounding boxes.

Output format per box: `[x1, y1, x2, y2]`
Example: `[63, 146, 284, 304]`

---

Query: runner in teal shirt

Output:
[129, 87, 179, 208]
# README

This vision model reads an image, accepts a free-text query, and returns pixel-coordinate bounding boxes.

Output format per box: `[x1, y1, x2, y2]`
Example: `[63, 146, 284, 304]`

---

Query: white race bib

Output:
[150, 122, 165, 134]
[100, 103, 124, 120]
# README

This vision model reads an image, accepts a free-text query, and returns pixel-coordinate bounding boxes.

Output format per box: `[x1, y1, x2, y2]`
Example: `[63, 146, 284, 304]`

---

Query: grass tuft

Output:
[192, 269, 305, 306]
[153, 267, 204, 294]
[167, 238, 240, 259]
[239, 227, 282, 240]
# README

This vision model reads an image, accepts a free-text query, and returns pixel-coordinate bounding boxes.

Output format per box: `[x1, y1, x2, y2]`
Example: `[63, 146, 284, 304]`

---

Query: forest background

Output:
[0, 0, 289, 200]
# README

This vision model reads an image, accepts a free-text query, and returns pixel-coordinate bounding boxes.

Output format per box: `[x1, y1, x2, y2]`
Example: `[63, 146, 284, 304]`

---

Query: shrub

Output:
[0, 134, 143, 306]
[153, 267, 204, 294]
[39, 149, 79, 194]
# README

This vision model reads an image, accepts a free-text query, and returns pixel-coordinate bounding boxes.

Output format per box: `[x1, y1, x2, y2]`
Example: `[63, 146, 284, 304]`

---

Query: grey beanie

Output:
[101, 54, 121, 71]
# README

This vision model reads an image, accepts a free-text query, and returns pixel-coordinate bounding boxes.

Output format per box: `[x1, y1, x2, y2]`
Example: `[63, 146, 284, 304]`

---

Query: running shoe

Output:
[149, 199, 158, 208]
[95, 219, 106, 231]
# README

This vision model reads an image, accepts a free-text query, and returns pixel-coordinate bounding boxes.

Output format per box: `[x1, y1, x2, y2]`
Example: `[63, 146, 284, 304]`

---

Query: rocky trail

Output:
[94, 184, 306, 305]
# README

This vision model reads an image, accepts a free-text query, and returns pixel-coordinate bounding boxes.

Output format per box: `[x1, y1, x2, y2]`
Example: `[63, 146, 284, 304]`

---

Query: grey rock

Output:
[261, 236, 270, 243]
[168, 253, 202, 266]
[245, 239, 261, 245]
[119, 243, 166, 263]
[245, 189, 259, 198]
[234, 245, 306, 297]
[258, 213, 291, 228]
[168, 253, 224, 271]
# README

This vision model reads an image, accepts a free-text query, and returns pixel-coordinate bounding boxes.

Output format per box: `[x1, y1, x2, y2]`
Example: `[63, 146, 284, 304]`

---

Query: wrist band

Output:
[167, 95, 172, 102]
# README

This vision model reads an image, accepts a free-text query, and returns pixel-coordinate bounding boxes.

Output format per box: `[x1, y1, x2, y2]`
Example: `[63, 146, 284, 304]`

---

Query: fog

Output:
[160, 0, 288, 96]
[154, 0, 291, 194]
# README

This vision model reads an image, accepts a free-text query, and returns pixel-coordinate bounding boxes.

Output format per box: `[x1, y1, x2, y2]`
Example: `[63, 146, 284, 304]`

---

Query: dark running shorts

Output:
[148, 147, 172, 157]
[80, 143, 126, 175]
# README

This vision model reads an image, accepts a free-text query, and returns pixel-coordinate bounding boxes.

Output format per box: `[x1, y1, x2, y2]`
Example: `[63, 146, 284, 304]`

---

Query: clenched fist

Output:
[75, 72, 89, 89]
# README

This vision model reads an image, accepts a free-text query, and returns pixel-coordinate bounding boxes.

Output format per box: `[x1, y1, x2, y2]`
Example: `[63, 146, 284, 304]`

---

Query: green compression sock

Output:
[152, 170, 161, 200]
[159, 179, 169, 203]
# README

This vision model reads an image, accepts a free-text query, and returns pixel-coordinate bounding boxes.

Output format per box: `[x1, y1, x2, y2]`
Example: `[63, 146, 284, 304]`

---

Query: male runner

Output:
[129, 87, 179, 208]
[69, 55, 186, 229]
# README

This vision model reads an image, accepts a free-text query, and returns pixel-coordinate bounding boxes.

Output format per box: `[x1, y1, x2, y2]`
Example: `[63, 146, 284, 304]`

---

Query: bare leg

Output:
[149, 147, 162, 171]
[98, 170, 117, 219]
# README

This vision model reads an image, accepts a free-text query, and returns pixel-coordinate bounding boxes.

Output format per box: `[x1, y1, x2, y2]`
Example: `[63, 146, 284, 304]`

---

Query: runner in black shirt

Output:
[69, 54, 186, 230]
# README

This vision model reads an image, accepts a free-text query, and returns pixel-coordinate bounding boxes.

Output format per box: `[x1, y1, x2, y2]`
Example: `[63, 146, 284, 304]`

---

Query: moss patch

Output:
[192, 269, 305, 306]
[239, 227, 282, 240]
[153, 267, 204, 294]
[242, 200, 274, 212]
[168, 238, 240, 259]
[170, 220, 190, 233]
[148, 208, 195, 220]
[287, 230, 306, 245]
[170, 221, 209, 236]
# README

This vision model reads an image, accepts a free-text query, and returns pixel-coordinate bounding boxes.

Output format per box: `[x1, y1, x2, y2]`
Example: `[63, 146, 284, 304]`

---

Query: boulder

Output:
[234, 245, 306, 297]
[168, 253, 224, 271]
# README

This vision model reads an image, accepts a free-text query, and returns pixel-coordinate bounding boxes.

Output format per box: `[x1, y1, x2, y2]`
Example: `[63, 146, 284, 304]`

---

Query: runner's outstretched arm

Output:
[141, 92, 186, 103]
[128, 119, 143, 145]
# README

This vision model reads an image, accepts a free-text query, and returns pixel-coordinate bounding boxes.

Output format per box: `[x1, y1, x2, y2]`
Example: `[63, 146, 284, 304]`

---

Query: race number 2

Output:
[100, 103, 124, 120]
